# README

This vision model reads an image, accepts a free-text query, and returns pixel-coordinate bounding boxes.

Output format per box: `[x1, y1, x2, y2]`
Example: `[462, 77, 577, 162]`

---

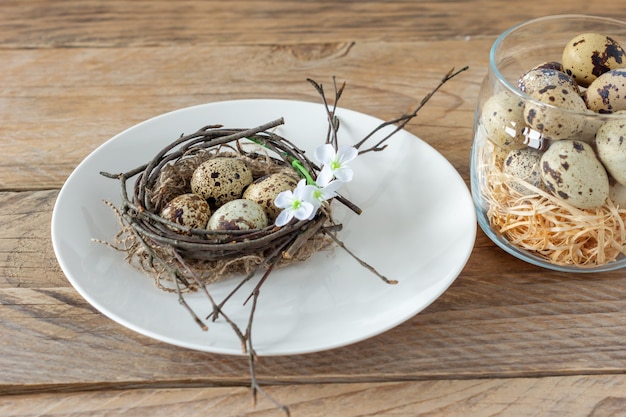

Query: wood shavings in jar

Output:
[478, 149, 626, 267]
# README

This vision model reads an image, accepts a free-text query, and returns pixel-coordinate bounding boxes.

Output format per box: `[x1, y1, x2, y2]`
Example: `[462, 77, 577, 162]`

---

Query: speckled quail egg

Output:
[503, 147, 544, 195]
[159, 193, 211, 230]
[191, 157, 253, 208]
[595, 112, 626, 185]
[537, 62, 565, 72]
[585, 69, 626, 114]
[480, 91, 527, 150]
[562, 32, 626, 88]
[207, 199, 268, 231]
[523, 74, 587, 140]
[520, 62, 565, 85]
[540, 140, 609, 209]
[518, 67, 579, 96]
[242, 172, 299, 222]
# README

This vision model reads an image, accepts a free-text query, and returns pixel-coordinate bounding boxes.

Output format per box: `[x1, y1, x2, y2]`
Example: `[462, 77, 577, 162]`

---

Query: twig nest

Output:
[159, 193, 211, 229]
[242, 172, 300, 222]
[191, 157, 253, 208]
[207, 199, 269, 231]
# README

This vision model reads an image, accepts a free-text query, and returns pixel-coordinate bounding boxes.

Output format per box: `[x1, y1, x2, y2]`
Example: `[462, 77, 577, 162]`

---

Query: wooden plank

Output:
[1, 375, 625, 416]
[0, 191, 67, 288]
[0, 0, 618, 48]
[3, 190, 626, 391]
[0, 40, 482, 190]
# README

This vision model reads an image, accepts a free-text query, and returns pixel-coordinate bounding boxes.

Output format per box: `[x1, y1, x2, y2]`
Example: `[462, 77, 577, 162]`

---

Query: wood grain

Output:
[0, 41, 481, 190]
[0, 0, 620, 48]
[1, 376, 626, 417]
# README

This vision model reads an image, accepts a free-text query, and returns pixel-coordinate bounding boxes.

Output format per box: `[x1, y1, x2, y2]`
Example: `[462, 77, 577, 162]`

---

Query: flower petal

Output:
[320, 180, 342, 199]
[314, 143, 336, 165]
[293, 179, 313, 199]
[333, 166, 354, 182]
[316, 165, 334, 187]
[293, 201, 315, 220]
[274, 190, 294, 209]
[275, 209, 294, 227]
[337, 146, 358, 164]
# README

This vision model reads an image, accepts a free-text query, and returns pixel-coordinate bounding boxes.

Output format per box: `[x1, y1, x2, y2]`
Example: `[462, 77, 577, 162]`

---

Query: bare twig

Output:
[246, 288, 291, 416]
[322, 228, 398, 285]
[355, 66, 469, 153]
[171, 250, 247, 349]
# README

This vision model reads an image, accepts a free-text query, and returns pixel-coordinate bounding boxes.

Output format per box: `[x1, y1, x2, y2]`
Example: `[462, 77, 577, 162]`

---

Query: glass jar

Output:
[471, 15, 626, 271]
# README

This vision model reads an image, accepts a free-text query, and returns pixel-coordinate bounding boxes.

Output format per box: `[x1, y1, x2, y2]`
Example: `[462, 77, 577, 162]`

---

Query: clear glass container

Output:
[471, 15, 626, 272]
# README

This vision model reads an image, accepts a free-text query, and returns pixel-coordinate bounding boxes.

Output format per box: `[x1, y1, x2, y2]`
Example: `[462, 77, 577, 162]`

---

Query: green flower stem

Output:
[246, 137, 316, 185]
[290, 159, 316, 185]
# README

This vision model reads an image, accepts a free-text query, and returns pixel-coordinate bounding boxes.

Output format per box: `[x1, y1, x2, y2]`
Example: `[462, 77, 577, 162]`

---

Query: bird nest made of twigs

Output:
[101, 118, 347, 291]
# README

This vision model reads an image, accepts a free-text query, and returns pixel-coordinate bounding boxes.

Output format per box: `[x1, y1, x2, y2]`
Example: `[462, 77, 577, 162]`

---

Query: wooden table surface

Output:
[3, 1, 626, 416]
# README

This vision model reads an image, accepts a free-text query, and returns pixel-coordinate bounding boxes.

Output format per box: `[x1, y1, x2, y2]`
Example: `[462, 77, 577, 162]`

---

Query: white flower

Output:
[274, 145, 358, 227]
[314, 144, 358, 186]
[308, 179, 342, 214]
[274, 179, 316, 227]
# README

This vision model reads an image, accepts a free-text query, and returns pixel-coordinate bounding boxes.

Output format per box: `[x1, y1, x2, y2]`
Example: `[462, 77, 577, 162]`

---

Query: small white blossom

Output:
[314, 144, 358, 186]
[308, 179, 342, 215]
[274, 179, 316, 227]
[274, 145, 359, 227]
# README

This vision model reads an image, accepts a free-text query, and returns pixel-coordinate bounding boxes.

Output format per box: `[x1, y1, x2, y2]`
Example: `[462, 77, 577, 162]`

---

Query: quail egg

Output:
[480, 90, 527, 150]
[159, 193, 211, 230]
[191, 157, 253, 208]
[242, 172, 299, 222]
[518, 67, 579, 96]
[609, 180, 626, 206]
[518, 63, 565, 93]
[595, 112, 626, 185]
[540, 140, 609, 209]
[562, 32, 626, 88]
[585, 69, 626, 114]
[207, 199, 268, 231]
[523, 75, 587, 140]
[503, 147, 544, 195]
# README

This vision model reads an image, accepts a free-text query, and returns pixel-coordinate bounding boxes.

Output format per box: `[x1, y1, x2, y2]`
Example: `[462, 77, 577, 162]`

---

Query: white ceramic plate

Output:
[51, 99, 476, 356]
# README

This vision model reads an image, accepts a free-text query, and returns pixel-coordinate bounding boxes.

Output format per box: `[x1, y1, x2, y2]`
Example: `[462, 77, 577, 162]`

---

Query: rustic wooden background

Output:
[2, 1, 626, 416]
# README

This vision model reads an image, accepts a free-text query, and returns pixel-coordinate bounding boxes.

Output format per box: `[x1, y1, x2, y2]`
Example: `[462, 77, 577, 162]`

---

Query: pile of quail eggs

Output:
[158, 156, 298, 232]
[481, 32, 626, 210]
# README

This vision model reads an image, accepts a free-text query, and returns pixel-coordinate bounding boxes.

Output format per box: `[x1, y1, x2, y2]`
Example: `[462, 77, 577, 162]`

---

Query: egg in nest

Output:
[242, 172, 299, 222]
[159, 193, 211, 230]
[207, 199, 268, 231]
[191, 157, 253, 208]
